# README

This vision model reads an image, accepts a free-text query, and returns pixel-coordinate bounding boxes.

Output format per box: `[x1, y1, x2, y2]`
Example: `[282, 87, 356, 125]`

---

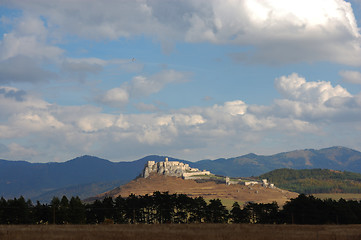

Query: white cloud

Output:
[13, 112, 64, 132]
[0, 13, 137, 84]
[1, 72, 361, 162]
[77, 114, 115, 132]
[98, 70, 189, 108]
[129, 70, 190, 97]
[4, 0, 361, 65]
[264, 73, 361, 123]
[275, 73, 351, 103]
[339, 70, 361, 84]
[222, 100, 247, 116]
[0, 87, 49, 119]
[99, 87, 130, 108]
[0, 14, 62, 84]
[0, 15, 63, 61]
[192, 0, 361, 65]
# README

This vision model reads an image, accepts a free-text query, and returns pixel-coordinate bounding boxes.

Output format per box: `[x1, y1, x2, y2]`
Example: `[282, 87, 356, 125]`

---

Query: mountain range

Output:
[1, 146, 361, 202]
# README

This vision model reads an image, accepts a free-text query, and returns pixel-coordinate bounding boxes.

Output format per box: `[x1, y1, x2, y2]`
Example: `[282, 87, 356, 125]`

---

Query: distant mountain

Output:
[259, 168, 361, 194]
[192, 146, 361, 177]
[33, 180, 126, 203]
[1, 146, 361, 202]
[0, 155, 172, 201]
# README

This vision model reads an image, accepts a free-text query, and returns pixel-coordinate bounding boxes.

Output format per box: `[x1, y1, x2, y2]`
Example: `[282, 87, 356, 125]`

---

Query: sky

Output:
[0, 0, 361, 163]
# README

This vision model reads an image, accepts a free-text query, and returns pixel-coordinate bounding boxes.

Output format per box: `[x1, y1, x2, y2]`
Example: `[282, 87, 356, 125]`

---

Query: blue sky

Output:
[0, 0, 361, 162]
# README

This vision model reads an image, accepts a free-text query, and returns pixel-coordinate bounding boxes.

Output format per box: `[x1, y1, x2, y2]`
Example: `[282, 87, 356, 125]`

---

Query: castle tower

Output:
[165, 157, 168, 163]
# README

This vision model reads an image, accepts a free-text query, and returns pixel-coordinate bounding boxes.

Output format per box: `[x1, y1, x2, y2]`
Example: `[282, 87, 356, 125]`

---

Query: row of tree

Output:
[1, 193, 361, 224]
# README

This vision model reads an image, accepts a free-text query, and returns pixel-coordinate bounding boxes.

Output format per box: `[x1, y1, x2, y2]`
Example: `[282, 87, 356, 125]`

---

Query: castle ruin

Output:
[142, 157, 211, 179]
[142, 157, 275, 188]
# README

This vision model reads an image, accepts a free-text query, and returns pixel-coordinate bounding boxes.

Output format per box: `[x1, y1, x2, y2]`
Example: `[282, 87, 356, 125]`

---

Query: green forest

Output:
[260, 168, 361, 194]
[1, 192, 361, 225]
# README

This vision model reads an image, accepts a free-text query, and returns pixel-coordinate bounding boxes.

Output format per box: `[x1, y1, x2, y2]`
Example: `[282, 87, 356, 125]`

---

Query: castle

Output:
[142, 157, 275, 188]
[142, 157, 211, 179]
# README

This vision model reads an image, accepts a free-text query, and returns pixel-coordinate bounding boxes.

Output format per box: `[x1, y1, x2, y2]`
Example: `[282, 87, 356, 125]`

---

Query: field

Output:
[313, 193, 361, 201]
[1, 224, 361, 240]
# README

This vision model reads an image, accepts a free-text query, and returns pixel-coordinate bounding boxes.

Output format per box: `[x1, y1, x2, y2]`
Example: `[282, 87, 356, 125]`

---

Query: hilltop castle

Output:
[142, 157, 275, 188]
[142, 157, 211, 179]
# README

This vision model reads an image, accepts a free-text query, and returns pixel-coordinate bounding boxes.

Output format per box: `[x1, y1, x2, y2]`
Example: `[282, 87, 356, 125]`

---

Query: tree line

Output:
[1, 193, 361, 224]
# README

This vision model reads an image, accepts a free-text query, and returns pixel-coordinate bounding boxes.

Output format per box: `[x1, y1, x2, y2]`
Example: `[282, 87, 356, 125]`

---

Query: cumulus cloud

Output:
[275, 73, 351, 103]
[1, 71, 361, 162]
[262, 73, 361, 124]
[339, 70, 361, 84]
[77, 114, 115, 132]
[129, 70, 190, 97]
[98, 70, 190, 108]
[0, 14, 62, 84]
[99, 87, 130, 108]
[0, 13, 137, 84]
[0, 87, 49, 121]
[0, 15, 63, 61]
[4, 0, 361, 65]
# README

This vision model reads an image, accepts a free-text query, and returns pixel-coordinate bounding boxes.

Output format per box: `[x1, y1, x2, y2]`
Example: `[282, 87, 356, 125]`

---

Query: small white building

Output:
[244, 181, 259, 186]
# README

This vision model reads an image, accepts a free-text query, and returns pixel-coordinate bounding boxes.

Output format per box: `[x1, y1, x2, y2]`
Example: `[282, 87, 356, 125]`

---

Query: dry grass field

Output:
[1, 224, 361, 240]
[96, 174, 298, 206]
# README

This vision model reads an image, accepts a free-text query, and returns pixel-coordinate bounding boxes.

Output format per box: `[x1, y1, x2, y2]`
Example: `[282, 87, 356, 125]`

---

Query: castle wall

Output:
[142, 158, 212, 179]
[182, 171, 211, 179]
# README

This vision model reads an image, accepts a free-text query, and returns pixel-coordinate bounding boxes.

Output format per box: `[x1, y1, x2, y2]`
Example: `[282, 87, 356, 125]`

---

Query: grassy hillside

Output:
[94, 174, 298, 206]
[259, 168, 361, 194]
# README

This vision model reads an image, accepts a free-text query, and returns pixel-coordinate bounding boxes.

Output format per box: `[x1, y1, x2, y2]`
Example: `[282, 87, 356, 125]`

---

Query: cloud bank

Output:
[3, 0, 361, 66]
[1, 74, 361, 161]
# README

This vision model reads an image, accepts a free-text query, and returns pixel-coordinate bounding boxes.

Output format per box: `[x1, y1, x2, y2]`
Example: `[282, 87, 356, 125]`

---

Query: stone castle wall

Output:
[142, 158, 211, 179]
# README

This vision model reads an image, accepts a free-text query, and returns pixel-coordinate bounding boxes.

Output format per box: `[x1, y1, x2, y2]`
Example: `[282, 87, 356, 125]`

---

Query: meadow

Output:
[1, 224, 361, 240]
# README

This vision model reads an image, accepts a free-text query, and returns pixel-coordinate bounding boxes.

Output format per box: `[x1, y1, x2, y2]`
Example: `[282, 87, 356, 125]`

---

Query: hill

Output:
[260, 168, 361, 194]
[93, 174, 298, 206]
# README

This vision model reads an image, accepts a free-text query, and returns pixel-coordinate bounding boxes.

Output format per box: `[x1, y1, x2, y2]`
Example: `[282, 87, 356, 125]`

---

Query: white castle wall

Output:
[182, 170, 211, 179]
[142, 158, 211, 179]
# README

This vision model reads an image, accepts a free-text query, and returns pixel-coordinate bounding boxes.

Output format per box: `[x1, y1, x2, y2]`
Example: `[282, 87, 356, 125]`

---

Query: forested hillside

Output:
[260, 169, 361, 194]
